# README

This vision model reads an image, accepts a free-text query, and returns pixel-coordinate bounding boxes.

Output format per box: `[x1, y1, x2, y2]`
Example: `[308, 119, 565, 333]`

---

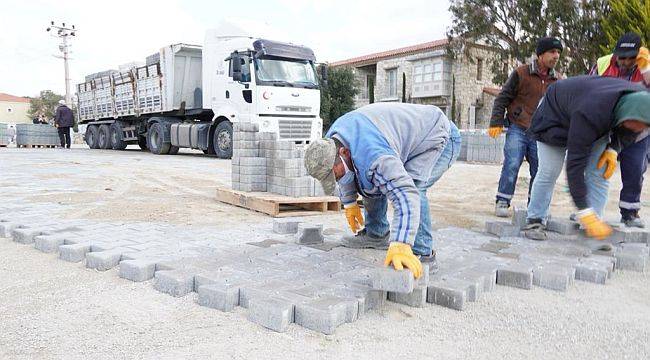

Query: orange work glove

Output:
[577, 208, 612, 240]
[344, 203, 364, 233]
[596, 148, 617, 180]
[487, 126, 503, 138]
[384, 242, 423, 279]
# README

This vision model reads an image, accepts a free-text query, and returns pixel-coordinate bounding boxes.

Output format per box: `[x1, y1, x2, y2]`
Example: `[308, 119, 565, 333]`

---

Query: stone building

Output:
[330, 39, 501, 129]
[0, 93, 31, 124]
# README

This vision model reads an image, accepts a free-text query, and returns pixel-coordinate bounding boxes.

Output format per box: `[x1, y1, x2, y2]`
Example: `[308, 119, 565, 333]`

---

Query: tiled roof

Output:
[482, 87, 501, 96]
[330, 39, 449, 67]
[0, 93, 30, 103]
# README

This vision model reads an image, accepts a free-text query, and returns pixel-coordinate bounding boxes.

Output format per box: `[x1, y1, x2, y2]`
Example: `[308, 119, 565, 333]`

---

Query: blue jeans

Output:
[496, 124, 538, 205]
[527, 137, 609, 222]
[619, 135, 650, 217]
[363, 123, 462, 256]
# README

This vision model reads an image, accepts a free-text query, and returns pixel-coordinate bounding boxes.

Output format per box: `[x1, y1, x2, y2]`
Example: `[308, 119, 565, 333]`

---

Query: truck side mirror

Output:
[231, 53, 242, 82]
[320, 64, 328, 86]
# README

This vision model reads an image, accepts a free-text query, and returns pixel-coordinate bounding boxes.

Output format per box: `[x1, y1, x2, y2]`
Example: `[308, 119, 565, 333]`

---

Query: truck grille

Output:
[278, 119, 312, 140]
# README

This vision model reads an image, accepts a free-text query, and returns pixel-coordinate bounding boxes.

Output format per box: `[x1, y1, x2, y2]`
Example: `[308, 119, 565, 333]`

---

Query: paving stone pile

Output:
[15, 124, 60, 147]
[1, 203, 648, 334]
[0, 123, 9, 146]
[231, 122, 325, 197]
[458, 130, 506, 164]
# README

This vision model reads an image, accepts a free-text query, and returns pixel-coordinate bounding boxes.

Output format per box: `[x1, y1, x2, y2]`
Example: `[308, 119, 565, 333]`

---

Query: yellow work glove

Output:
[577, 208, 612, 240]
[383, 242, 423, 279]
[596, 148, 617, 180]
[487, 126, 503, 139]
[637, 46, 649, 73]
[344, 203, 364, 233]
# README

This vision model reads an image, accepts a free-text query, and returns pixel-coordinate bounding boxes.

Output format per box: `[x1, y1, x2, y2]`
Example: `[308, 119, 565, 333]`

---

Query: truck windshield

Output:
[254, 58, 319, 88]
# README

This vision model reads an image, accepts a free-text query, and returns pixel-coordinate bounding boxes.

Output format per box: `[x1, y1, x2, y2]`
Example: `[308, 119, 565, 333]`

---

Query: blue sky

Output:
[0, 0, 451, 97]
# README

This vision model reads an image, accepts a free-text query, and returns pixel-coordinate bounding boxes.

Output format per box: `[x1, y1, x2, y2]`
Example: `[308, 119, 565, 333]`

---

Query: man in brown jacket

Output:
[488, 37, 563, 217]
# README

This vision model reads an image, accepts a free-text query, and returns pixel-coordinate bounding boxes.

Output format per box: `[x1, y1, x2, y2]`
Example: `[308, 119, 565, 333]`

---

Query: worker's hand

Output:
[637, 46, 649, 73]
[596, 147, 617, 180]
[487, 126, 503, 138]
[384, 242, 423, 279]
[576, 208, 612, 240]
[344, 203, 364, 234]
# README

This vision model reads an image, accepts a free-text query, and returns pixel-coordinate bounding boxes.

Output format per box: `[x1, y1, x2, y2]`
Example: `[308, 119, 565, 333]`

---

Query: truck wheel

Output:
[85, 125, 99, 149]
[98, 124, 111, 149]
[138, 136, 148, 150]
[213, 121, 233, 159]
[169, 145, 179, 155]
[109, 123, 127, 150]
[147, 122, 170, 155]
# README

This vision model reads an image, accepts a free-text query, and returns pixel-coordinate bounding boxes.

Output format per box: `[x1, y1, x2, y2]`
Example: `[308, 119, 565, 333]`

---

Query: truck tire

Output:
[169, 145, 179, 155]
[138, 136, 148, 150]
[147, 122, 170, 155]
[98, 124, 111, 149]
[85, 125, 99, 149]
[213, 121, 233, 159]
[109, 123, 127, 150]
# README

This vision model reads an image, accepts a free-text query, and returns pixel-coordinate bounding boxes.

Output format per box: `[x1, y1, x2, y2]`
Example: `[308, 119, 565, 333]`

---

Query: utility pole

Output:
[46, 21, 77, 105]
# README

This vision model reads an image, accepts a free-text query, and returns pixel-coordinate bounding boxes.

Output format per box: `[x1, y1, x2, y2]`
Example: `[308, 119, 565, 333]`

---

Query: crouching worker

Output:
[524, 76, 650, 241]
[304, 103, 461, 278]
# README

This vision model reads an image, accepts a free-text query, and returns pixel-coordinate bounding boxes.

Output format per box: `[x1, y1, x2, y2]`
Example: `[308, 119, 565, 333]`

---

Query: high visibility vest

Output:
[596, 54, 645, 82]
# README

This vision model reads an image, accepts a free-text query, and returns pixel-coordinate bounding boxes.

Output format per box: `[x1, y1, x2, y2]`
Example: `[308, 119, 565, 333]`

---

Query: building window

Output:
[387, 69, 397, 97]
[477, 59, 483, 81]
[6, 108, 12, 113]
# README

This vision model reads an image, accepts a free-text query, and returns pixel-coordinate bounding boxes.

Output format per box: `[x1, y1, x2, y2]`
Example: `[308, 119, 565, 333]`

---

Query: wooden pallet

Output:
[17, 144, 56, 148]
[216, 187, 341, 217]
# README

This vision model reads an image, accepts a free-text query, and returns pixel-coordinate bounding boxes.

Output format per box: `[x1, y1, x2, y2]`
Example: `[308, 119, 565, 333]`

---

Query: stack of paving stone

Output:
[15, 124, 59, 147]
[459, 130, 505, 164]
[231, 122, 325, 197]
[0, 123, 9, 146]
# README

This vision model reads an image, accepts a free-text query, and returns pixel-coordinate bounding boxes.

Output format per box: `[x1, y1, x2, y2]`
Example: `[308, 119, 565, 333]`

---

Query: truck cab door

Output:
[224, 53, 253, 122]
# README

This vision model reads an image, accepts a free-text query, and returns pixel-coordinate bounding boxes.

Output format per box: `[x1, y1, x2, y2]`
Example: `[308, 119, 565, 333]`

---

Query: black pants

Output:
[58, 127, 71, 148]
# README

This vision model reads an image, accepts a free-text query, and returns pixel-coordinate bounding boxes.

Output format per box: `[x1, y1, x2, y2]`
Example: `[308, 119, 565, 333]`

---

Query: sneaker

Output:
[341, 229, 390, 250]
[495, 200, 510, 218]
[523, 220, 546, 241]
[417, 251, 439, 275]
[622, 214, 645, 228]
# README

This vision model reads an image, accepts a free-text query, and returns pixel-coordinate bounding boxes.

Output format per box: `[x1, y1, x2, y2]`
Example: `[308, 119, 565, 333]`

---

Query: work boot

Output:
[417, 250, 439, 275]
[495, 200, 510, 218]
[622, 212, 645, 228]
[523, 219, 546, 241]
[341, 229, 390, 250]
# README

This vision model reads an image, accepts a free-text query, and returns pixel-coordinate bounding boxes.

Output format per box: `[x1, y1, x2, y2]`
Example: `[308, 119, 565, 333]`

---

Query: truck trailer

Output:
[76, 26, 324, 158]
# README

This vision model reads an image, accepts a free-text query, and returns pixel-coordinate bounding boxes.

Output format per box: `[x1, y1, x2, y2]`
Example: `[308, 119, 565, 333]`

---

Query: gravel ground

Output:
[0, 146, 649, 359]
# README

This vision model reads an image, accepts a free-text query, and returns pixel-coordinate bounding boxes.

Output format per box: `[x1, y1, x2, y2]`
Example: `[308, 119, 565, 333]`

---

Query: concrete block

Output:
[533, 265, 574, 291]
[512, 208, 528, 229]
[575, 263, 608, 284]
[238, 157, 266, 166]
[239, 280, 292, 308]
[247, 297, 295, 332]
[370, 268, 414, 293]
[426, 279, 467, 311]
[197, 283, 241, 312]
[486, 221, 521, 237]
[34, 234, 67, 253]
[388, 285, 427, 307]
[257, 132, 277, 140]
[610, 227, 649, 244]
[468, 265, 498, 292]
[233, 132, 257, 141]
[615, 252, 647, 272]
[233, 140, 259, 149]
[294, 297, 348, 335]
[119, 259, 157, 282]
[86, 250, 123, 271]
[154, 270, 195, 297]
[546, 219, 579, 235]
[11, 227, 48, 244]
[59, 243, 91, 262]
[239, 174, 267, 184]
[273, 218, 300, 234]
[232, 149, 259, 158]
[239, 166, 267, 175]
[233, 122, 259, 132]
[497, 265, 533, 289]
[295, 224, 324, 244]
[447, 274, 483, 301]
[238, 183, 266, 192]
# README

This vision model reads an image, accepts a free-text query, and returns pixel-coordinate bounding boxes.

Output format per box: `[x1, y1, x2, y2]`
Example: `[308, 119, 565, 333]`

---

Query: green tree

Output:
[28, 90, 64, 120]
[600, 0, 650, 53]
[319, 66, 358, 132]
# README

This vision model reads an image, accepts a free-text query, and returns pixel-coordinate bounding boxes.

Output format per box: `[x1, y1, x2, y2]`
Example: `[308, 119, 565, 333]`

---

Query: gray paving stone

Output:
[497, 265, 533, 289]
[546, 219, 579, 235]
[247, 297, 295, 333]
[609, 227, 649, 244]
[86, 250, 123, 271]
[512, 208, 528, 229]
[615, 252, 647, 272]
[197, 283, 241, 312]
[370, 268, 414, 293]
[11, 227, 48, 244]
[575, 263, 608, 284]
[0, 221, 23, 238]
[486, 221, 521, 237]
[427, 279, 467, 311]
[273, 218, 300, 234]
[239, 280, 293, 308]
[448, 274, 483, 301]
[34, 234, 67, 253]
[294, 297, 349, 335]
[154, 270, 195, 297]
[59, 243, 91, 262]
[388, 285, 427, 307]
[295, 224, 324, 245]
[533, 265, 575, 291]
[119, 259, 157, 282]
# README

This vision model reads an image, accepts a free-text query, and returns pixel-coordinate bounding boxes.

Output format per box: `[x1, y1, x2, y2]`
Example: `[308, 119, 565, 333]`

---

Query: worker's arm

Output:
[489, 70, 520, 127]
[336, 175, 359, 207]
[370, 155, 420, 246]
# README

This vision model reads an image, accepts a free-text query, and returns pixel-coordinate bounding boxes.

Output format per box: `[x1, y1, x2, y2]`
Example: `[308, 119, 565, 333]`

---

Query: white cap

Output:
[58, 99, 66, 105]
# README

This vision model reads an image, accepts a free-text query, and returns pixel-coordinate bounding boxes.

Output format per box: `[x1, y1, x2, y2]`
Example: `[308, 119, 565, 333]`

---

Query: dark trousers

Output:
[58, 127, 71, 148]
[619, 135, 650, 218]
